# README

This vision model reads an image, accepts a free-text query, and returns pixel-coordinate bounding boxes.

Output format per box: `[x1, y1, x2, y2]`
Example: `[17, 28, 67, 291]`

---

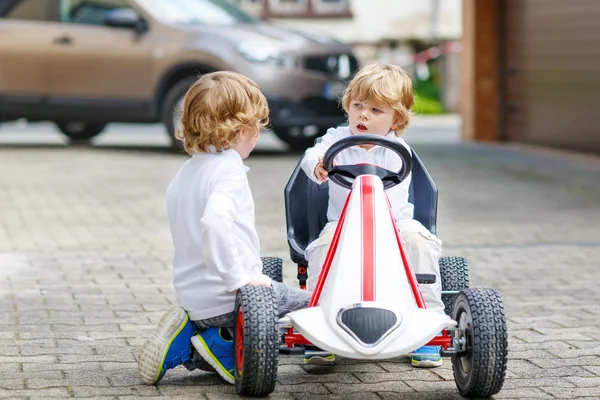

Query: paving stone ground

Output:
[1, 133, 600, 399]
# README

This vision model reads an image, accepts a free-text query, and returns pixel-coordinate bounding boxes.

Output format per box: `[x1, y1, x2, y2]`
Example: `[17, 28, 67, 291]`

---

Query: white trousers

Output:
[305, 218, 445, 315]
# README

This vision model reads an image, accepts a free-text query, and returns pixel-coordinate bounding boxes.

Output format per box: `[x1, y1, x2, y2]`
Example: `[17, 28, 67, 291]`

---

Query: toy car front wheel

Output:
[451, 288, 508, 398]
[439, 256, 469, 316]
[234, 285, 279, 397]
[261, 256, 283, 283]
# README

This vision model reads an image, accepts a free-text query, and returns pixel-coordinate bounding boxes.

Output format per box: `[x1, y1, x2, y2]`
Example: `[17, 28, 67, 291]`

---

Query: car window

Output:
[134, 0, 256, 25]
[1, 0, 50, 20]
[60, 0, 130, 25]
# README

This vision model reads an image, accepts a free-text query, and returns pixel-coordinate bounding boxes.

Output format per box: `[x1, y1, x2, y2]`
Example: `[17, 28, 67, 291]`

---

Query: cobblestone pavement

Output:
[1, 127, 600, 399]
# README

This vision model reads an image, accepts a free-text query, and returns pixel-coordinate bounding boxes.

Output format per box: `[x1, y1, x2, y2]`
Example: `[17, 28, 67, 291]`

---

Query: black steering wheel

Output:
[323, 134, 412, 190]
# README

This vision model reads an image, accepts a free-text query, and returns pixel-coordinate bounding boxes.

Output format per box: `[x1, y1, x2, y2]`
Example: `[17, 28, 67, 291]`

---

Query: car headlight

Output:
[237, 41, 295, 69]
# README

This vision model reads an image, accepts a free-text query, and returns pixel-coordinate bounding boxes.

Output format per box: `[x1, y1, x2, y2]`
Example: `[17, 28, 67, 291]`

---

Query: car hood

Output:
[182, 22, 352, 52]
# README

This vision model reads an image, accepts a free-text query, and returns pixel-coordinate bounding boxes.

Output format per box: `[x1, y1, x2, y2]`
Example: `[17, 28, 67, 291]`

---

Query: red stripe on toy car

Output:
[361, 176, 376, 301]
[308, 192, 352, 307]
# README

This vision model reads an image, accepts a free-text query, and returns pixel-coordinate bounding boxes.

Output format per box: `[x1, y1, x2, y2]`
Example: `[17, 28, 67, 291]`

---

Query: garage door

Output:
[502, 0, 600, 152]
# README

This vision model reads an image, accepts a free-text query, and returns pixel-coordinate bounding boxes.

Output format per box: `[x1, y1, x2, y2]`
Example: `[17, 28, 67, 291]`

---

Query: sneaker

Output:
[182, 349, 216, 373]
[303, 349, 336, 365]
[411, 345, 442, 368]
[191, 327, 235, 384]
[137, 306, 196, 384]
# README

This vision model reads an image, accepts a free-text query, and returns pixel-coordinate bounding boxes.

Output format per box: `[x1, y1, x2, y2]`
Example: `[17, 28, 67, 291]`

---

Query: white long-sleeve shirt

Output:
[300, 126, 415, 226]
[167, 149, 269, 321]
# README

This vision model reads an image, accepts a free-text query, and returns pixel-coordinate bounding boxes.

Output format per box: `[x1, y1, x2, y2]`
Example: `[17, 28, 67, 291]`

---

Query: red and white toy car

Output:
[233, 135, 508, 398]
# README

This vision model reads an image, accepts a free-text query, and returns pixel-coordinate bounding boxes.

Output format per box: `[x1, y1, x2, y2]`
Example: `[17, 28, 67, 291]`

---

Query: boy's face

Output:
[233, 124, 260, 159]
[347, 98, 398, 137]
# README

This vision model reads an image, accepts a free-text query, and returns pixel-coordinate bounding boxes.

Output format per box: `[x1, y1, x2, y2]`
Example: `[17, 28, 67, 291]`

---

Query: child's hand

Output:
[246, 279, 272, 288]
[314, 156, 328, 181]
[314, 156, 337, 182]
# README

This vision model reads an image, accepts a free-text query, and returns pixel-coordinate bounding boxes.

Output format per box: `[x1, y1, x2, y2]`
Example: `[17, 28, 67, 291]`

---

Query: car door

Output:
[44, 0, 155, 121]
[0, 0, 56, 119]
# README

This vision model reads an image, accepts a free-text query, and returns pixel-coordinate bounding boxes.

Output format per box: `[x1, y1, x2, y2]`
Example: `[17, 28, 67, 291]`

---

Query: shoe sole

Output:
[411, 358, 443, 368]
[191, 335, 235, 384]
[303, 355, 336, 366]
[137, 306, 190, 385]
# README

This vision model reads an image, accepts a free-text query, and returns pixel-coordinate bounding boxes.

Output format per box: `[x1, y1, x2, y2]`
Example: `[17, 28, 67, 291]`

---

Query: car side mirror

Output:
[104, 8, 147, 34]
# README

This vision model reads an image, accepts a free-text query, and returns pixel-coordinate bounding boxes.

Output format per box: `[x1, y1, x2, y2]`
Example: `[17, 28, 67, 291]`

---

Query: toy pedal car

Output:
[234, 135, 508, 398]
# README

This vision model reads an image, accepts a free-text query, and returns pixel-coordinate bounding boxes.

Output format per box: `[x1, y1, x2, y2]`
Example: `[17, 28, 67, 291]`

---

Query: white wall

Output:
[269, 0, 462, 44]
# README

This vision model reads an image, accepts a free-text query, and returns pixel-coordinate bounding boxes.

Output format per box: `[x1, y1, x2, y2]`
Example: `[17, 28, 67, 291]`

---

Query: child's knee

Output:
[307, 243, 329, 270]
[403, 229, 442, 255]
[402, 231, 442, 262]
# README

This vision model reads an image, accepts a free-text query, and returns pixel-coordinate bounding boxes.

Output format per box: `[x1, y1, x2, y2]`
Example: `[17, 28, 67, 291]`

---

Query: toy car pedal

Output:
[415, 274, 436, 284]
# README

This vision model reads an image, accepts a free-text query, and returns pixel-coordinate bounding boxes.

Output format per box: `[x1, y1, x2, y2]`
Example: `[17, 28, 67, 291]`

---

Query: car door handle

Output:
[53, 35, 73, 45]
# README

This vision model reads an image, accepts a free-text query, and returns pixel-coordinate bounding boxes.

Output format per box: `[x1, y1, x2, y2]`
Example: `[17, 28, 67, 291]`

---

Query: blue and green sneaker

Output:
[411, 345, 442, 368]
[303, 349, 336, 365]
[137, 306, 196, 384]
[191, 327, 235, 384]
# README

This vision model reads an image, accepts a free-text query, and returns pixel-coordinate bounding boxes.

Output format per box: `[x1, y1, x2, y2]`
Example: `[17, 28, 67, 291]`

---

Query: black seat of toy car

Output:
[284, 149, 438, 266]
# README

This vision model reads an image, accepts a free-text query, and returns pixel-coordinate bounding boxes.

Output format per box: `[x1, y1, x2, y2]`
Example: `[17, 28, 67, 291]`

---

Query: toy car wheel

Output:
[234, 286, 279, 397]
[261, 257, 283, 283]
[439, 256, 469, 316]
[451, 288, 508, 398]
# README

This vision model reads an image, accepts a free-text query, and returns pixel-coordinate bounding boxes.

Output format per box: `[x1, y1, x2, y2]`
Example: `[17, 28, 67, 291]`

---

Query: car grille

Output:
[303, 53, 360, 79]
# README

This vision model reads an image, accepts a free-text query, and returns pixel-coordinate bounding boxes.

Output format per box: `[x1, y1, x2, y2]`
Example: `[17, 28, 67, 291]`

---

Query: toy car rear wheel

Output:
[261, 257, 283, 283]
[439, 256, 469, 316]
[234, 285, 279, 397]
[451, 288, 508, 398]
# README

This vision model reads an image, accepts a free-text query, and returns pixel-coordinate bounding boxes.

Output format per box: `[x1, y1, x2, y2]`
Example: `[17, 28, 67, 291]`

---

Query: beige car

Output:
[0, 0, 359, 150]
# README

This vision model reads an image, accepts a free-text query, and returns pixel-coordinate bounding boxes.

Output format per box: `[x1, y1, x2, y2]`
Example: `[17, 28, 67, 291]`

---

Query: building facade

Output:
[462, 0, 600, 152]
[233, 0, 461, 60]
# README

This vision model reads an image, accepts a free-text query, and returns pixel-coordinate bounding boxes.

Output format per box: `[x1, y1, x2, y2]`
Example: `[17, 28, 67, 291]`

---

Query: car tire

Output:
[439, 256, 470, 316]
[234, 285, 279, 397]
[161, 77, 197, 152]
[272, 125, 329, 152]
[451, 288, 508, 397]
[261, 257, 283, 283]
[55, 121, 107, 142]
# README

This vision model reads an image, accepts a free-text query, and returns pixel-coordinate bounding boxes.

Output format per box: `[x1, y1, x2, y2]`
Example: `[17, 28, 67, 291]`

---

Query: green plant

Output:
[413, 93, 444, 115]
[412, 63, 445, 115]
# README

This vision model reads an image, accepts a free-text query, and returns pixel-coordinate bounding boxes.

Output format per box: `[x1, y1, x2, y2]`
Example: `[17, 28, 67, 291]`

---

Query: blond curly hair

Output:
[175, 71, 269, 155]
[341, 62, 414, 135]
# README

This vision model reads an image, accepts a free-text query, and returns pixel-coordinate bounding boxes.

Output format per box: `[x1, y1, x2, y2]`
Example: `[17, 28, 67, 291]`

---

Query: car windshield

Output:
[134, 0, 257, 25]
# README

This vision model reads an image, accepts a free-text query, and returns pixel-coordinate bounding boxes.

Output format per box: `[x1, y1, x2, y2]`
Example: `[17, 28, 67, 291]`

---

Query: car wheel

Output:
[272, 125, 328, 151]
[261, 257, 283, 283]
[55, 121, 107, 142]
[439, 256, 470, 316]
[451, 288, 508, 398]
[234, 285, 279, 396]
[161, 77, 197, 152]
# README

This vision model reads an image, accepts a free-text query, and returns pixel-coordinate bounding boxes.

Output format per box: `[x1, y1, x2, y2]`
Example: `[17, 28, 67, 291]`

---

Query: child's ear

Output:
[391, 114, 402, 130]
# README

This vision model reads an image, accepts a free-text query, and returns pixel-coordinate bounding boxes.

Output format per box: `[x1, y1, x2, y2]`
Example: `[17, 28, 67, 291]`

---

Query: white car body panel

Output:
[286, 175, 456, 359]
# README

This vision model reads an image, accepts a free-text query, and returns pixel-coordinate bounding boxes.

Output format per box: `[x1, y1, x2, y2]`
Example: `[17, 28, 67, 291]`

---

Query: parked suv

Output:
[0, 0, 359, 150]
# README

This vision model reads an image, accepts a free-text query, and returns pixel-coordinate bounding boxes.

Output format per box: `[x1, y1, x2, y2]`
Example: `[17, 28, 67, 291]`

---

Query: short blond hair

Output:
[342, 62, 414, 135]
[176, 71, 269, 155]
